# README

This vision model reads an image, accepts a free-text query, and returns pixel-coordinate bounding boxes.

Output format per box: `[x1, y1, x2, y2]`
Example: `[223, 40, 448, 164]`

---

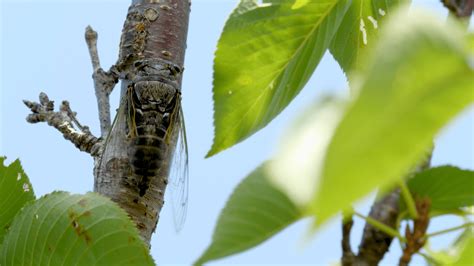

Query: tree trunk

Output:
[93, 0, 190, 245]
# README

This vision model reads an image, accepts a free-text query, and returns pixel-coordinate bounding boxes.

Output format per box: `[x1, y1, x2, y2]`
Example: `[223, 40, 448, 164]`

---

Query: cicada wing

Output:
[167, 105, 189, 232]
[96, 96, 130, 182]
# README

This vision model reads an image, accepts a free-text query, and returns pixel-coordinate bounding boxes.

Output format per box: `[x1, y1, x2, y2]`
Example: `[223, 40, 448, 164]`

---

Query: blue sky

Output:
[1, 0, 473, 265]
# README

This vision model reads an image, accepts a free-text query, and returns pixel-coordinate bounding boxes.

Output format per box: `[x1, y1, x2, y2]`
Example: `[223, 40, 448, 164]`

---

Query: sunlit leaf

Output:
[267, 97, 346, 208]
[330, 0, 405, 79]
[0, 157, 35, 244]
[424, 230, 474, 266]
[195, 163, 302, 265]
[407, 166, 474, 211]
[0, 192, 154, 265]
[453, 234, 474, 266]
[207, 0, 351, 157]
[311, 9, 473, 225]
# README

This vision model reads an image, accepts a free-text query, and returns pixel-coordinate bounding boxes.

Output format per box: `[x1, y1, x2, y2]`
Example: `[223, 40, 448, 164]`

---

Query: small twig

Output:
[355, 147, 433, 265]
[425, 222, 474, 238]
[85, 26, 119, 137]
[399, 181, 418, 219]
[341, 215, 356, 266]
[399, 197, 431, 266]
[62, 101, 90, 133]
[24, 92, 101, 156]
[85, 26, 101, 71]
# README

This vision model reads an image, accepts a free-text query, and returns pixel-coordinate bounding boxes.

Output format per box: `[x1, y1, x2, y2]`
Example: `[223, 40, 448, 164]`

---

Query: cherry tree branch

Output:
[23, 93, 101, 156]
[85, 26, 119, 137]
[345, 149, 433, 265]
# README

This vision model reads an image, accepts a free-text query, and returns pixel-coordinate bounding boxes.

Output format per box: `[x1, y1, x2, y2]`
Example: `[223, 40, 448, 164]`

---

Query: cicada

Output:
[97, 59, 189, 231]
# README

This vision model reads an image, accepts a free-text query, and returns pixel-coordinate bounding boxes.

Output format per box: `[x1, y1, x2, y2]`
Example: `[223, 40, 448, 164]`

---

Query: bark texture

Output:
[355, 189, 401, 265]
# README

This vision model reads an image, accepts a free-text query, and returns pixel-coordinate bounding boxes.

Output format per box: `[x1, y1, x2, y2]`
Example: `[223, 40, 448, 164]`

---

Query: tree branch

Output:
[441, 0, 474, 18]
[23, 92, 101, 156]
[355, 189, 402, 266]
[399, 198, 431, 266]
[353, 149, 433, 265]
[341, 216, 356, 266]
[85, 26, 119, 137]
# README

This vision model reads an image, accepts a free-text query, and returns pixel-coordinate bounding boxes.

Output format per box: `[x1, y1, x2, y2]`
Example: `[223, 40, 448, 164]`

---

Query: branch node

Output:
[399, 198, 431, 266]
[24, 92, 100, 156]
[85, 25, 119, 137]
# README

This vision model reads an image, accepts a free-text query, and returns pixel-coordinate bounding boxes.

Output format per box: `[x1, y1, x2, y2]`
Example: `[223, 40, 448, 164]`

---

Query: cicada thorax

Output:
[126, 74, 181, 197]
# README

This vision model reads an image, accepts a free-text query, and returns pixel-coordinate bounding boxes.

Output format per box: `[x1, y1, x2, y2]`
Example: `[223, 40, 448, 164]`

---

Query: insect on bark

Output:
[96, 2, 189, 238]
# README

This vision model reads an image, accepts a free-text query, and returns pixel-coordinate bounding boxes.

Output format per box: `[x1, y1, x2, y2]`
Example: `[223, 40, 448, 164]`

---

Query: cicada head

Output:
[132, 80, 178, 113]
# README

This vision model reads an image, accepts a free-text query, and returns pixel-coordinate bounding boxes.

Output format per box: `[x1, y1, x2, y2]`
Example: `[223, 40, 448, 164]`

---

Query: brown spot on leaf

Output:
[68, 209, 92, 245]
[78, 198, 88, 207]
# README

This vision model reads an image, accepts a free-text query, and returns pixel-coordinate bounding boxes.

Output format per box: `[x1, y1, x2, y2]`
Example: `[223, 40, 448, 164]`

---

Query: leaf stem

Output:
[425, 222, 474, 238]
[417, 251, 439, 265]
[399, 181, 418, 219]
[396, 211, 408, 249]
[354, 211, 405, 242]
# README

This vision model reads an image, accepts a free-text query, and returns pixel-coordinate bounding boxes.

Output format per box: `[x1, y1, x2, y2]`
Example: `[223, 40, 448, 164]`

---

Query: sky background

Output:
[1, 0, 473, 265]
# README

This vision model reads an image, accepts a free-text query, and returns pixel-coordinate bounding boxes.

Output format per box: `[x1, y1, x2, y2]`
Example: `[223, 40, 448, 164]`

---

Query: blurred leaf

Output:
[407, 166, 474, 211]
[267, 97, 346, 208]
[311, 9, 474, 225]
[425, 229, 474, 265]
[468, 33, 474, 53]
[0, 157, 35, 244]
[0, 192, 154, 266]
[207, 0, 351, 157]
[195, 163, 301, 265]
[330, 0, 405, 78]
[453, 234, 474, 265]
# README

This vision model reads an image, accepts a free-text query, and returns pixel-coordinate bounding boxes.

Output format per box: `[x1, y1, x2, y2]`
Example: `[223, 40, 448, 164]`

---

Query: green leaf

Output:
[424, 230, 474, 266]
[407, 166, 474, 211]
[0, 157, 35, 244]
[267, 97, 346, 208]
[329, 0, 405, 78]
[195, 163, 302, 265]
[468, 33, 474, 54]
[207, 0, 351, 157]
[453, 235, 474, 266]
[311, 9, 474, 225]
[0, 192, 154, 266]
